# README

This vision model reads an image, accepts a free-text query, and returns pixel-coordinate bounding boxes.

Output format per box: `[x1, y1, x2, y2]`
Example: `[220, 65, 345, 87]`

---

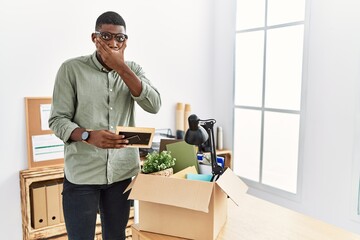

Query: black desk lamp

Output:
[184, 114, 224, 181]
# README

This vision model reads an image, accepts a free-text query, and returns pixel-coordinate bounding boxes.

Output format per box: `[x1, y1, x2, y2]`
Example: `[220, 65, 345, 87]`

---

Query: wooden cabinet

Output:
[20, 166, 134, 240]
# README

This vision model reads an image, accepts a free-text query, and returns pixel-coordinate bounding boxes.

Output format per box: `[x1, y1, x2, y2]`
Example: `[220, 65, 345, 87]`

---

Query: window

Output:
[351, 116, 360, 221]
[234, 0, 306, 194]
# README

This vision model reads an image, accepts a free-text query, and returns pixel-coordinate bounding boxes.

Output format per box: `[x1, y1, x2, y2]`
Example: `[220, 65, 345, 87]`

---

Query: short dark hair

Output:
[95, 11, 126, 31]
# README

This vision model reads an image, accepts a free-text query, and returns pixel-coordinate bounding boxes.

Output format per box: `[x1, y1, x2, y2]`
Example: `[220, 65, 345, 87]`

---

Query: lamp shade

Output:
[184, 114, 209, 146]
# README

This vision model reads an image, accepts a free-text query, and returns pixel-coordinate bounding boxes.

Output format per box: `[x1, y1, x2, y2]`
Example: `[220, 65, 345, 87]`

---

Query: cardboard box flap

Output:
[124, 174, 138, 193]
[215, 168, 248, 206]
[128, 173, 214, 213]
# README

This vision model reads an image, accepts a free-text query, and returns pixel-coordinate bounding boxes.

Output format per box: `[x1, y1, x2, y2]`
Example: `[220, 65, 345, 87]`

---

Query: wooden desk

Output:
[131, 193, 360, 240]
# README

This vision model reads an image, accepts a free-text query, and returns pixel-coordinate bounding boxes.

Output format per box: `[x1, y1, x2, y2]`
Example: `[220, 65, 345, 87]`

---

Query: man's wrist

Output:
[114, 63, 128, 75]
[81, 130, 91, 142]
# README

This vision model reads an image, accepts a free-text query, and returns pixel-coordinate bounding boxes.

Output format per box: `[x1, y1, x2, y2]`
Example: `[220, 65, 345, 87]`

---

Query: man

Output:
[49, 11, 161, 240]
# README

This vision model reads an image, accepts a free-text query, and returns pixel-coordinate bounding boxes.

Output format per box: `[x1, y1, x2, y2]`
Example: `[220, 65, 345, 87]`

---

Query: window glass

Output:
[262, 111, 300, 193]
[265, 25, 304, 110]
[235, 31, 264, 107]
[234, 108, 262, 181]
[236, 0, 266, 30]
[267, 0, 305, 26]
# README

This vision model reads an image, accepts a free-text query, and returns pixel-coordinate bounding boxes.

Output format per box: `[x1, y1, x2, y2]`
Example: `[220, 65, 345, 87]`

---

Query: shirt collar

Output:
[91, 51, 109, 73]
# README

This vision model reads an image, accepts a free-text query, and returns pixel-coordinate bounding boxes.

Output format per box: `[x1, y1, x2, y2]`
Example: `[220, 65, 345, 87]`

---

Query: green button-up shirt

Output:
[49, 52, 161, 184]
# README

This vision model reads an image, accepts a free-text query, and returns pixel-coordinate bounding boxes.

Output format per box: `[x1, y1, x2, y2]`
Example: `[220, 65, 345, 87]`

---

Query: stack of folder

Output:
[30, 180, 64, 229]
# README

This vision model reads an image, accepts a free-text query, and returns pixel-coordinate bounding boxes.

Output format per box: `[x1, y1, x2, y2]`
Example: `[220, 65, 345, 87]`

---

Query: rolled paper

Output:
[184, 103, 191, 132]
[175, 103, 184, 133]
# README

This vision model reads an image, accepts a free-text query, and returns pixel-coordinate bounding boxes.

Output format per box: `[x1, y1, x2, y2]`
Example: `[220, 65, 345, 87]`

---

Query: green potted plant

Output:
[142, 150, 176, 176]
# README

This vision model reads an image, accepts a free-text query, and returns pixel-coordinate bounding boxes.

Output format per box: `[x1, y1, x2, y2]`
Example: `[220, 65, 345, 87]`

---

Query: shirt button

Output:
[110, 89, 113, 92]
[109, 107, 113, 110]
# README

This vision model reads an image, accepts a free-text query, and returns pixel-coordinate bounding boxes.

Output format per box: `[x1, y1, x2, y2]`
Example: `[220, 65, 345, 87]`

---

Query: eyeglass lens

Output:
[97, 32, 128, 42]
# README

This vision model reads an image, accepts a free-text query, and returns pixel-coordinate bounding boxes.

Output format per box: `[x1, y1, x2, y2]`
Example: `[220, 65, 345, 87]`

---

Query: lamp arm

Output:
[209, 126, 218, 170]
[202, 121, 224, 180]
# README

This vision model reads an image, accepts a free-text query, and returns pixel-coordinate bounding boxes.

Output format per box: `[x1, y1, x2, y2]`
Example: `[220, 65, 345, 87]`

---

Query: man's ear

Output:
[91, 33, 96, 43]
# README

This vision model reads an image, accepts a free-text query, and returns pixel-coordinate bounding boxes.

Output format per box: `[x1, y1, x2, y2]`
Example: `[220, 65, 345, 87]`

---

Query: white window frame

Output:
[233, 0, 310, 201]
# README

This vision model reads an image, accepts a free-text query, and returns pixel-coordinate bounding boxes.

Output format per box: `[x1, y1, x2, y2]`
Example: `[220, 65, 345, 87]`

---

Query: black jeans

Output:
[62, 176, 132, 240]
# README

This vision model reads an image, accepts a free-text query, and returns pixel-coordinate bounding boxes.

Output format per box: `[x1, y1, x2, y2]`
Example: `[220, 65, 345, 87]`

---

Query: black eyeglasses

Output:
[95, 31, 128, 43]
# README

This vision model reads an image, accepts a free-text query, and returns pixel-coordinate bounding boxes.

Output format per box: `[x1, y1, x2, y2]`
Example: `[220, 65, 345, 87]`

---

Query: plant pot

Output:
[146, 167, 173, 177]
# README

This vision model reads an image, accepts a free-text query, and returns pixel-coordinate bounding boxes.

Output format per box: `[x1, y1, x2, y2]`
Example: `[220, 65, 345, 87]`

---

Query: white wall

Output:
[1, 0, 360, 238]
[298, 0, 360, 232]
[0, 0, 215, 238]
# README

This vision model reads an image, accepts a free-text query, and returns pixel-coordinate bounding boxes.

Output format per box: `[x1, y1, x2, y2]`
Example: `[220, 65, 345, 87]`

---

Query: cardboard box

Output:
[125, 168, 247, 240]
